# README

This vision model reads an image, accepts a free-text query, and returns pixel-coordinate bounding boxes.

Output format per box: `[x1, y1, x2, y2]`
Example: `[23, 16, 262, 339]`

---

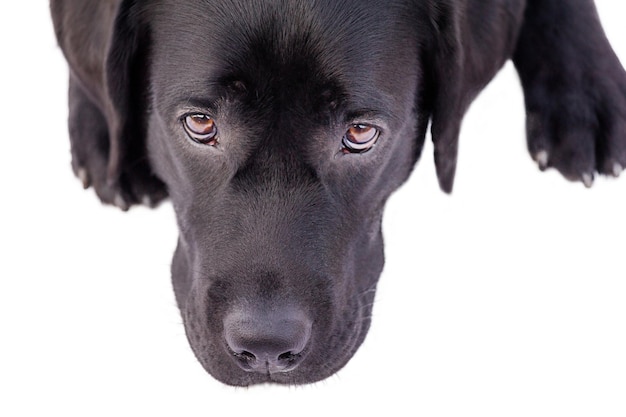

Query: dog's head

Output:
[68, 0, 468, 385]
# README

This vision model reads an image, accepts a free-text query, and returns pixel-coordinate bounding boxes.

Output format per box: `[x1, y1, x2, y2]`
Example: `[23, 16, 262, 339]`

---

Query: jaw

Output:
[176, 267, 379, 386]
[168, 215, 386, 385]
[183, 290, 372, 387]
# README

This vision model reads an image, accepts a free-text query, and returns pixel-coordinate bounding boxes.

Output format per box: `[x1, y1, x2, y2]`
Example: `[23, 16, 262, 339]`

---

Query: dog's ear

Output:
[423, 4, 467, 194]
[52, 0, 166, 208]
[105, 0, 168, 205]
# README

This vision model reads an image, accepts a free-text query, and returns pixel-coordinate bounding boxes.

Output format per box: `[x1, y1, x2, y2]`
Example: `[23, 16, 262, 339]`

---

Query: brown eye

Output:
[342, 124, 380, 153]
[183, 114, 218, 145]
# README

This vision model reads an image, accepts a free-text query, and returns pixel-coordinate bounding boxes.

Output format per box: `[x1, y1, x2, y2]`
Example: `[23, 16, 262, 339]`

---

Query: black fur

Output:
[50, 0, 626, 386]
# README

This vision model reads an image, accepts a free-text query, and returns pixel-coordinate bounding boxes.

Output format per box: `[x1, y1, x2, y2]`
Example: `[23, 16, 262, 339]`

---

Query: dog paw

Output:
[68, 79, 167, 210]
[524, 66, 626, 187]
[70, 156, 132, 210]
[70, 152, 166, 211]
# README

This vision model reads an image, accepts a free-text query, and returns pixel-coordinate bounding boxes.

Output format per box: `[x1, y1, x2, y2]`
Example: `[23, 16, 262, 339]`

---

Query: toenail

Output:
[535, 150, 549, 170]
[612, 162, 623, 178]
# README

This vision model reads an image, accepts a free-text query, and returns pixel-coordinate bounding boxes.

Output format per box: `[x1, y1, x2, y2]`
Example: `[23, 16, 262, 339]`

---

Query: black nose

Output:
[224, 308, 312, 374]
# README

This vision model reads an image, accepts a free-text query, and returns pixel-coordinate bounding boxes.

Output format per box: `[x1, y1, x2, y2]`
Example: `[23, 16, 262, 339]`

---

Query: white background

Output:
[1, 2, 625, 416]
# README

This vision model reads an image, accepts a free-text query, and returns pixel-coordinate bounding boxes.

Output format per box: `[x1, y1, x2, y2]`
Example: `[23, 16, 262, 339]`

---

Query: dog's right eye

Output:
[183, 114, 218, 145]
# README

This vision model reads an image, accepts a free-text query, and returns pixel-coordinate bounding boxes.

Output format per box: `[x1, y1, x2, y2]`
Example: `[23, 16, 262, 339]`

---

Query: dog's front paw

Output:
[68, 79, 167, 210]
[70, 148, 166, 211]
[69, 137, 167, 211]
[524, 64, 626, 186]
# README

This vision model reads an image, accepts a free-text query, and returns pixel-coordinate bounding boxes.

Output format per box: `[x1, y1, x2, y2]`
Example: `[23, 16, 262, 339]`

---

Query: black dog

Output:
[50, 0, 626, 386]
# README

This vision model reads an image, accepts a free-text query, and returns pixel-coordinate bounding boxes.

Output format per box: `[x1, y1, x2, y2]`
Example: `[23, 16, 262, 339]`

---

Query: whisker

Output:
[359, 301, 377, 311]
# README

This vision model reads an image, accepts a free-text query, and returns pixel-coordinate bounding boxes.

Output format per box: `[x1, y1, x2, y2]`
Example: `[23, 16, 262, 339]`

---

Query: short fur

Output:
[50, 0, 626, 386]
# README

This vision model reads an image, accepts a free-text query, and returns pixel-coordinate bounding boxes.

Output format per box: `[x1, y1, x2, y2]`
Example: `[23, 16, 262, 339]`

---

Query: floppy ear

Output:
[424, 3, 466, 194]
[51, 0, 166, 209]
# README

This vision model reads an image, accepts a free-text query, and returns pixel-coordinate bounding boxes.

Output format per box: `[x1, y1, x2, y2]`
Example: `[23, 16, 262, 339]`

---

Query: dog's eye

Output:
[183, 114, 218, 145]
[342, 124, 380, 153]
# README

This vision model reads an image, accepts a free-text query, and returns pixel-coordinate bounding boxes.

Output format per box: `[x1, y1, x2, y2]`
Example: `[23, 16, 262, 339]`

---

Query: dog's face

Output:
[141, 0, 425, 385]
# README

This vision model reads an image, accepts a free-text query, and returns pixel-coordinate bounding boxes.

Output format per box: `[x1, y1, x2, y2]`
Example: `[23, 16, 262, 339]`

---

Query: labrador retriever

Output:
[50, 0, 626, 386]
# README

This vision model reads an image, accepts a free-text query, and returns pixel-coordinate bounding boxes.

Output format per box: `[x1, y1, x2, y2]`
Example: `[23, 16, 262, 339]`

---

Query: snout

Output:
[223, 307, 312, 374]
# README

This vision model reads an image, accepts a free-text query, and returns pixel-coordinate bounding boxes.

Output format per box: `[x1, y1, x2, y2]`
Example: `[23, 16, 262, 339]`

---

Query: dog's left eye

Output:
[183, 114, 218, 145]
[342, 124, 380, 153]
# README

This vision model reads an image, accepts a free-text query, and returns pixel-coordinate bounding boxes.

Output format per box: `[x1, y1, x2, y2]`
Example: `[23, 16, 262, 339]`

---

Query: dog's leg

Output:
[67, 74, 167, 209]
[68, 75, 126, 206]
[513, 0, 626, 184]
[53, 0, 168, 210]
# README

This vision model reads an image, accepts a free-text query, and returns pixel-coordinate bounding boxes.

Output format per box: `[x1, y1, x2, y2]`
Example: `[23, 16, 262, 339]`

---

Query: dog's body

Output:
[51, 0, 626, 386]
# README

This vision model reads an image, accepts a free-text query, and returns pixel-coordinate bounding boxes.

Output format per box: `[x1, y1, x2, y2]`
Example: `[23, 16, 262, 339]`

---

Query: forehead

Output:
[148, 0, 414, 56]
[147, 0, 419, 112]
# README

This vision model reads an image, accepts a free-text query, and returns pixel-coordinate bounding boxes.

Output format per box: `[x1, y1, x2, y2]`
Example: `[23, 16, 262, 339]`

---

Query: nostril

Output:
[235, 350, 257, 363]
[276, 351, 303, 369]
[278, 351, 297, 362]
